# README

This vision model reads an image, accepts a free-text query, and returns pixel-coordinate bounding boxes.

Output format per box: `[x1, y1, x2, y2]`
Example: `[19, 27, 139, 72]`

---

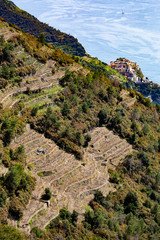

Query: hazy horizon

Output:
[13, 0, 160, 84]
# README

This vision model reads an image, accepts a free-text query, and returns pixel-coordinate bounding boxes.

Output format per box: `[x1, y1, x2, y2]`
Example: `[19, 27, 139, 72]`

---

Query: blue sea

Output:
[13, 0, 160, 84]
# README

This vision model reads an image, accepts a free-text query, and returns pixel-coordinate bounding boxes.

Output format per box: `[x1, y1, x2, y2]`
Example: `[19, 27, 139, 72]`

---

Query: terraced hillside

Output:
[9, 125, 132, 232]
[87, 127, 133, 168]
[0, 18, 85, 111]
[0, 26, 133, 231]
[0, 50, 82, 110]
[0, 60, 61, 108]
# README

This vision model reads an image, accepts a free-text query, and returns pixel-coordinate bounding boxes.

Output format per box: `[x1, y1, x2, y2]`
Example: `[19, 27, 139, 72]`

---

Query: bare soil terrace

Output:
[9, 125, 132, 232]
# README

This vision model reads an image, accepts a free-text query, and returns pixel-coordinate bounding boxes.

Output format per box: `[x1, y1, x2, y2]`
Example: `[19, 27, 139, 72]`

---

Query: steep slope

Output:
[0, 18, 160, 240]
[0, 0, 86, 56]
[9, 125, 132, 232]
[128, 79, 160, 105]
[81, 57, 160, 105]
[0, 20, 133, 232]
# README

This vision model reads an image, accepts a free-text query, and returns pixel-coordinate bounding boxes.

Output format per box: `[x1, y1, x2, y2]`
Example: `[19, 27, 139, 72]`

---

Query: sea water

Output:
[13, 0, 160, 83]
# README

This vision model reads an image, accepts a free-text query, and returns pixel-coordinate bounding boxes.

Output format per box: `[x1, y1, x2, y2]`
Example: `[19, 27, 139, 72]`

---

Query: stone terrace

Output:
[10, 125, 132, 232]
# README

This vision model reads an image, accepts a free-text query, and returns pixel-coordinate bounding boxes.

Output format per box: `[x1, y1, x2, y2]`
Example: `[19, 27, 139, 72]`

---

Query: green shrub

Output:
[131, 121, 138, 133]
[75, 131, 85, 146]
[42, 188, 52, 200]
[143, 199, 152, 208]
[11, 76, 21, 83]
[0, 187, 7, 207]
[9, 197, 24, 220]
[1, 65, 10, 79]
[93, 210, 107, 229]
[2, 48, 12, 63]
[137, 152, 150, 167]
[61, 103, 70, 117]
[71, 210, 78, 224]
[0, 78, 8, 89]
[151, 203, 159, 215]
[38, 172, 44, 177]
[129, 89, 136, 97]
[0, 225, 27, 240]
[82, 102, 89, 113]
[31, 106, 39, 116]
[142, 124, 150, 135]
[0, 35, 5, 46]
[111, 113, 122, 126]
[108, 219, 116, 231]
[158, 137, 160, 152]
[57, 138, 82, 159]
[124, 191, 139, 214]
[98, 108, 108, 125]
[98, 89, 108, 102]
[155, 212, 160, 225]
[38, 33, 45, 44]
[110, 172, 119, 184]
[31, 227, 44, 239]
[83, 209, 94, 229]
[93, 190, 106, 207]
[126, 216, 146, 236]
[47, 216, 60, 229]
[84, 134, 91, 147]
[12, 145, 26, 164]
[4, 164, 35, 194]
[60, 207, 72, 223]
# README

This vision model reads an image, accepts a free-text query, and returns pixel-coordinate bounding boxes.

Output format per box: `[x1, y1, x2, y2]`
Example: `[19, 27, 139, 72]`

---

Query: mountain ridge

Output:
[0, 0, 86, 57]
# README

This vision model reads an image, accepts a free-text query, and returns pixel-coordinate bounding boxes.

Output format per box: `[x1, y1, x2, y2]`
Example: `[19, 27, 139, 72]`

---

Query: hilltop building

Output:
[110, 58, 150, 83]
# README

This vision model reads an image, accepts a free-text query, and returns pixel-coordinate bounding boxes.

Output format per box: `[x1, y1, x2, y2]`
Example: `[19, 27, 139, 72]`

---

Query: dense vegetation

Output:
[0, 0, 86, 56]
[30, 67, 159, 158]
[0, 18, 159, 240]
[127, 80, 160, 105]
[29, 52, 160, 239]
[80, 57, 160, 105]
